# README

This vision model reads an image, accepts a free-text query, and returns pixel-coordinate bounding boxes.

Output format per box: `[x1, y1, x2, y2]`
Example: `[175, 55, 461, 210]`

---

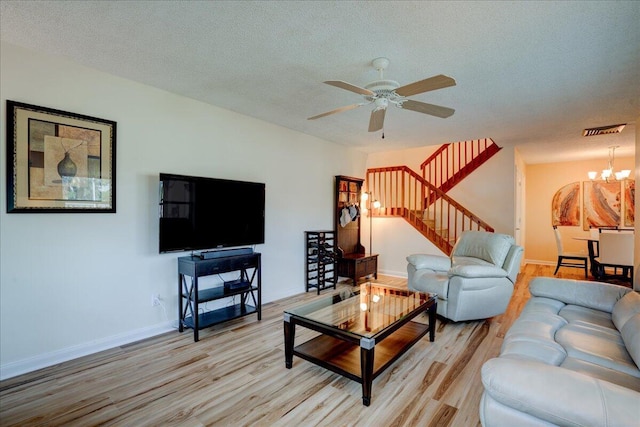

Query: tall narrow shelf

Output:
[178, 252, 261, 342]
[334, 175, 378, 284]
[305, 230, 337, 294]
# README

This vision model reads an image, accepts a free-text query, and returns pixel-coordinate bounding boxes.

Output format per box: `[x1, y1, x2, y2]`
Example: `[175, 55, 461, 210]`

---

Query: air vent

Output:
[582, 124, 626, 137]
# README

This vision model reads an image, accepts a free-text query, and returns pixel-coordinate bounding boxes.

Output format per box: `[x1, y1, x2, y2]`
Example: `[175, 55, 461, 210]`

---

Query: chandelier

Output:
[587, 145, 630, 182]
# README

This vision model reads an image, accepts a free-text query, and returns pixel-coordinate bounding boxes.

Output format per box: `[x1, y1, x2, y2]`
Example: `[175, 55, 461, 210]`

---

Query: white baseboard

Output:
[0, 321, 175, 380]
[524, 259, 556, 266]
[379, 269, 408, 278]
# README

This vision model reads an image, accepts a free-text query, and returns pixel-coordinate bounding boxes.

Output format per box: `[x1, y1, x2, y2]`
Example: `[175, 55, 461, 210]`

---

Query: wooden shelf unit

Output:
[334, 175, 378, 284]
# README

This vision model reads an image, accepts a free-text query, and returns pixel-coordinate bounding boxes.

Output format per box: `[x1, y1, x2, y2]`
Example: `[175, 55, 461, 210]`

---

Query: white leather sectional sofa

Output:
[480, 277, 640, 426]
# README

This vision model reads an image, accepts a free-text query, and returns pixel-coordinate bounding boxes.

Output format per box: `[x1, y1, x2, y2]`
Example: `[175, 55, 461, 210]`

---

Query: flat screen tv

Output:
[159, 173, 265, 253]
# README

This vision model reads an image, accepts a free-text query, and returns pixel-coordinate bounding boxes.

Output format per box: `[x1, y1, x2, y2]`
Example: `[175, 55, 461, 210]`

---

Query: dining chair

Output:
[552, 226, 588, 278]
[595, 230, 634, 282]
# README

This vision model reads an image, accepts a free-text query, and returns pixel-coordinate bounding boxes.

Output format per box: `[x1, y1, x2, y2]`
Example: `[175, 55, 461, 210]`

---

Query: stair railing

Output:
[421, 138, 499, 191]
[366, 165, 493, 254]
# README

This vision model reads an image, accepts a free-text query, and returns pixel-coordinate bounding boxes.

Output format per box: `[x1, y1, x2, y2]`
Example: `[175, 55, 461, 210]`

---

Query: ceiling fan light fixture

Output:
[308, 58, 456, 130]
[374, 98, 389, 110]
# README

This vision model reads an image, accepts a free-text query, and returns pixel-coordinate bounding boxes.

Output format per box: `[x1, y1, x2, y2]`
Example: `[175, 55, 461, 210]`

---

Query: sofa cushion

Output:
[481, 357, 640, 427]
[406, 254, 451, 271]
[521, 297, 565, 316]
[504, 312, 568, 344]
[621, 314, 640, 369]
[561, 357, 640, 392]
[612, 290, 640, 331]
[448, 264, 508, 279]
[555, 323, 640, 377]
[559, 304, 616, 329]
[410, 269, 449, 299]
[501, 338, 567, 366]
[451, 231, 514, 266]
[450, 256, 494, 267]
[529, 277, 630, 313]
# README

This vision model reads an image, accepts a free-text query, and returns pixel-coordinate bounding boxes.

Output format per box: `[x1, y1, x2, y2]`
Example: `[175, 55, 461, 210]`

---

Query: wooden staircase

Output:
[366, 139, 500, 254]
[422, 138, 501, 205]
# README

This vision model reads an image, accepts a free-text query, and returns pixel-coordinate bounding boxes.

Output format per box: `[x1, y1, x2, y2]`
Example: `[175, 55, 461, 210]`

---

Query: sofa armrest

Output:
[448, 265, 507, 279]
[529, 277, 631, 313]
[406, 254, 451, 271]
[481, 357, 640, 427]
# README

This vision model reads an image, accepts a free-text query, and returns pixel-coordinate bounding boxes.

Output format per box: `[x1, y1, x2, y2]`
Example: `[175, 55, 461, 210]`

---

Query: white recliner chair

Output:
[407, 231, 523, 322]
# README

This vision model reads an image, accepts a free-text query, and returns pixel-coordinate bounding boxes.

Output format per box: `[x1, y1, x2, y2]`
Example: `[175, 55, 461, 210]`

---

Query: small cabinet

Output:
[178, 253, 261, 342]
[305, 231, 337, 294]
[335, 175, 378, 284]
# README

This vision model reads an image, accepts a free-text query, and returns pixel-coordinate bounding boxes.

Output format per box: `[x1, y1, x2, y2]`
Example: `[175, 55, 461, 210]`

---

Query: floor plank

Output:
[0, 265, 587, 426]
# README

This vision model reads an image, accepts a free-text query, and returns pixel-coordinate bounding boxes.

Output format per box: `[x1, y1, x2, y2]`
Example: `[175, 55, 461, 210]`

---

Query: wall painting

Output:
[583, 181, 620, 230]
[551, 182, 580, 226]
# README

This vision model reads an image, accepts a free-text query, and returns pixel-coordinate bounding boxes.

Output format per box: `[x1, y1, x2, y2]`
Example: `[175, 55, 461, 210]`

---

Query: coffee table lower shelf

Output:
[291, 320, 431, 404]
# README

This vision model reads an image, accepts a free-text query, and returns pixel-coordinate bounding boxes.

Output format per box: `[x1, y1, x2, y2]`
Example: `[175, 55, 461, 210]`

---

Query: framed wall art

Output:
[582, 180, 620, 230]
[624, 179, 635, 227]
[6, 100, 116, 213]
[551, 182, 580, 226]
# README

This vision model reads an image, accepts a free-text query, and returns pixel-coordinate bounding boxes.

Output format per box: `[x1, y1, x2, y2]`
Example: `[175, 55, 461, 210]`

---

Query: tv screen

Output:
[159, 173, 265, 253]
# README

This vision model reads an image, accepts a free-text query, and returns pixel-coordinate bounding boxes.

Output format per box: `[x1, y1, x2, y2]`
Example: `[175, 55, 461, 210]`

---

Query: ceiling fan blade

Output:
[308, 103, 365, 120]
[324, 80, 374, 96]
[400, 99, 455, 118]
[395, 74, 456, 97]
[368, 108, 386, 132]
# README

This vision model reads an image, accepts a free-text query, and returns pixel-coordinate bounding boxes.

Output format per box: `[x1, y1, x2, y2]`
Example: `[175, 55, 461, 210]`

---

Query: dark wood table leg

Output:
[178, 273, 184, 333]
[588, 240, 599, 278]
[428, 301, 437, 342]
[284, 314, 295, 369]
[360, 338, 375, 406]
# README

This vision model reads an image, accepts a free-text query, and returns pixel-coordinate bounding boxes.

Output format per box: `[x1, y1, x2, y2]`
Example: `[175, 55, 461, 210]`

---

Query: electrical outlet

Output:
[152, 293, 161, 307]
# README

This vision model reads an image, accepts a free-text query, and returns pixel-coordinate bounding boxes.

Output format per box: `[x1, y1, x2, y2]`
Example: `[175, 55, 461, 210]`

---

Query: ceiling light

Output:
[588, 145, 630, 182]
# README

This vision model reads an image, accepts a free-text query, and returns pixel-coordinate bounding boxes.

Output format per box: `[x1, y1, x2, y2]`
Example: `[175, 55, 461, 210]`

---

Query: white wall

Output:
[0, 42, 367, 378]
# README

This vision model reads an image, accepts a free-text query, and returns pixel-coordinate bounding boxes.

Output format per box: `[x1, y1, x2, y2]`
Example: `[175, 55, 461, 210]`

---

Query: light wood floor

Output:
[0, 264, 587, 427]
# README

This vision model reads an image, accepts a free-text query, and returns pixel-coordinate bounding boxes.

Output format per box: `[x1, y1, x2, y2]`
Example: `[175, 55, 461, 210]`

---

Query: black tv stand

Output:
[178, 252, 261, 341]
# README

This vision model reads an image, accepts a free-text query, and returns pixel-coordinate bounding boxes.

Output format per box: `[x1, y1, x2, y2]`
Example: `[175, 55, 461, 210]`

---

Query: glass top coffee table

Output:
[283, 282, 437, 406]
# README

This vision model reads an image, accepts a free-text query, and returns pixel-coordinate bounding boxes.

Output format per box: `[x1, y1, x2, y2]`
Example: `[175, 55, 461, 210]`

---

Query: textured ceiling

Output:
[1, 1, 639, 163]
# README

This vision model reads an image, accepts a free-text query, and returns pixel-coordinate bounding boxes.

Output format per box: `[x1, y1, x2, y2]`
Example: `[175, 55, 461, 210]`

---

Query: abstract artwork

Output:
[6, 101, 116, 212]
[551, 182, 580, 226]
[624, 180, 635, 227]
[583, 181, 620, 230]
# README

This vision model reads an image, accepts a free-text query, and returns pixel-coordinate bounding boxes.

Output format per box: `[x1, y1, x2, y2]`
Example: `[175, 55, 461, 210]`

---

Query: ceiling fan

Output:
[308, 57, 456, 133]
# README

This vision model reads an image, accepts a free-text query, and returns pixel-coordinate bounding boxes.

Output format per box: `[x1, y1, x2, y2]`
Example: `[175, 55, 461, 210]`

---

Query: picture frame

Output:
[6, 100, 116, 213]
[551, 181, 580, 226]
[582, 180, 620, 230]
